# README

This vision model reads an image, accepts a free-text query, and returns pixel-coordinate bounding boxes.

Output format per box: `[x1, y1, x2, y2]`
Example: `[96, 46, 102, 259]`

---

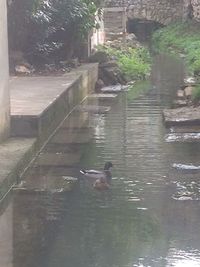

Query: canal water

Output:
[2, 55, 200, 267]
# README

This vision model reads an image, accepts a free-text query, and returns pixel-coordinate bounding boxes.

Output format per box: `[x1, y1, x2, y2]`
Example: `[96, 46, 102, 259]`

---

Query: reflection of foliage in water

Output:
[46, 190, 163, 267]
[68, 204, 162, 267]
[127, 81, 152, 102]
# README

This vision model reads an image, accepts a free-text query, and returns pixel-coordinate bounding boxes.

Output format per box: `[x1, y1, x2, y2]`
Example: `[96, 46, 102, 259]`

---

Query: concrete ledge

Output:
[10, 64, 98, 145]
[163, 107, 200, 127]
[0, 138, 36, 201]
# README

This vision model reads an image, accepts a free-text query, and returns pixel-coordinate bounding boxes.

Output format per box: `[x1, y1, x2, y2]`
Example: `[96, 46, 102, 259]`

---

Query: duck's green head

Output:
[104, 162, 113, 170]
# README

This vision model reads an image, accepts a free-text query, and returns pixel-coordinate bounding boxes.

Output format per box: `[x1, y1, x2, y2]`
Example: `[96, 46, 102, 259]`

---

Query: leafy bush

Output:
[8, 0, 103, 65]
[98, 45, 151, 80]
[192, 85, 200, 102]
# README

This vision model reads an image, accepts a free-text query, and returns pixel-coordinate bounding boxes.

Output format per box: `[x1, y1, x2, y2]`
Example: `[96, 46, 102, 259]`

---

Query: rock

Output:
[173, 163, 200, 171]
[15, 64, 33, 75]
[177, 89, 184, 98]
[172, 99, 188, 108]
[10, 50, 35, 74]
[95, 79, 105, 92]
[184, 86, 193, 99]
[89, 51, 109, 63]
[101, 66, 127, 85]
[104, 67, 118, 84]
[184, 76, 196, 85]
[125, 33, 137, 41]
[99, 60, 118, 68]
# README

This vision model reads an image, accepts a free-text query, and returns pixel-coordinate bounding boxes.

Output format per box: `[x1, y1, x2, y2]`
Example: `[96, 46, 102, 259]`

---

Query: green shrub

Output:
[97, 45, 151, 80]
[192, 85, 200, 101]
[8, 0, 103, 64]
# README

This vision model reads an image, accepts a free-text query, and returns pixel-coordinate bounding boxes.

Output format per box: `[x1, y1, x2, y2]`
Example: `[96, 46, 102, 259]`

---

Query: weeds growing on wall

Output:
[151, 21, 200, 76]
[98, 45, 151, 80]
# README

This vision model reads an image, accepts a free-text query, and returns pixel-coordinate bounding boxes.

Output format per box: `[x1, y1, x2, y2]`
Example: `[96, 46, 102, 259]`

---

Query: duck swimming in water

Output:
[93, 176, 110, 190]
[80, 162, 113, 189]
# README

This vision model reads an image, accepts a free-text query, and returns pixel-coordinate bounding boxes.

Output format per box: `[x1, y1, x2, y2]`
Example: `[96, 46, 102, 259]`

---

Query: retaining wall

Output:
[0, 0, 10, 142]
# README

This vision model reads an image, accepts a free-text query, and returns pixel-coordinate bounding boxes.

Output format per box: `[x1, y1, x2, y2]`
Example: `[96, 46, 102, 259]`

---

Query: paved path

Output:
[10, 74, 78, 116]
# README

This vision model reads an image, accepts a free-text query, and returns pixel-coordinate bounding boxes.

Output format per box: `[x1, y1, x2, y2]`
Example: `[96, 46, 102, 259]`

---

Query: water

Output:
[1, 54, 200, 267]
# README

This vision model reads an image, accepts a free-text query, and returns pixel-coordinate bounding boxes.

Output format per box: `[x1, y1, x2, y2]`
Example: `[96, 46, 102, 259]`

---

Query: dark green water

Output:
[1, 55, 200, 267]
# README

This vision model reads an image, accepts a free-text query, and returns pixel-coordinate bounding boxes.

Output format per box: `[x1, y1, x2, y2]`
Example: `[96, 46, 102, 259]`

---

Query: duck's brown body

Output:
[93, 177, 110, 190]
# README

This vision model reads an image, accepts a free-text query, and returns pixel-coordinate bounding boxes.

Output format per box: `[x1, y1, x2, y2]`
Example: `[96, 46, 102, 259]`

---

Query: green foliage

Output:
[8, 0, 103, 64]
[152, 21, 200, 76]
[192, 85, 200, 101]
[98, 45, 151, 80]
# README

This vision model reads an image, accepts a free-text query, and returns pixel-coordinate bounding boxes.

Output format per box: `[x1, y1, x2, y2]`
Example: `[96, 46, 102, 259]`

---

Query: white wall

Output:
[0, 203, 13, 267]
[0, 0, 10, 141]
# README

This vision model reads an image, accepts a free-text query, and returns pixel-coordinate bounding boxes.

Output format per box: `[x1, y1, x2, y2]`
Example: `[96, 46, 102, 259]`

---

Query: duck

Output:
[93, 176, 110, 190]
[80, 162, 113, 185]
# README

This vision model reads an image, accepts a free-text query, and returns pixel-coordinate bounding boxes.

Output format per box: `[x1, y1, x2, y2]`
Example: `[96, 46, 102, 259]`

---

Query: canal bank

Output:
[0, 63, 98, 201]
[1, 54, 200, 267]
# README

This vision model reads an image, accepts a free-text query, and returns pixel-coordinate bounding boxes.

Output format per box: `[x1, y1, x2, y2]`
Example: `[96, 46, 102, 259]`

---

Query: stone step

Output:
[163, 107, 200, 126]
[75, 105, 111, 113]
[13, 175, 78, 193]
[0, 137, 36, 201]
[36, 152, 81, 166]
[87, 93, 117, 99]
[51, 128, 93, 144]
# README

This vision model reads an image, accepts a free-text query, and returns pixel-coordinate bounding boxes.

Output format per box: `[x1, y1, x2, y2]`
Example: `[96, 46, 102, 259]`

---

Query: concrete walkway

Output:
[10, 74, 78, 116]
[10, 73, 80, 138]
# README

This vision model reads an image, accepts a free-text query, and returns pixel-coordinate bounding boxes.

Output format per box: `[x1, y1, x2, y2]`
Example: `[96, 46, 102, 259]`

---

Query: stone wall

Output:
[0, 0, 10, 141]
[127, 0, 184, 25]
[105, 0, 184, 25]
[104, 7, 126, 38]
[104, 0, 200, 23]
[192, 0, 200, 21]
[105, 0, 127, 7]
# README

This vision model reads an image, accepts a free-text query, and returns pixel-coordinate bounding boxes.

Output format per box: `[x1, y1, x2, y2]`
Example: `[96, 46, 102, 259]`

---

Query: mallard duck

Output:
[93, 177, 110, 190]
[80, 162, 113, 184]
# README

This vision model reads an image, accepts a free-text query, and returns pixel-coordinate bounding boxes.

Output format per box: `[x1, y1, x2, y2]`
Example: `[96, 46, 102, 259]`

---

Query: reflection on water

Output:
[1, 54, 200, 267]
